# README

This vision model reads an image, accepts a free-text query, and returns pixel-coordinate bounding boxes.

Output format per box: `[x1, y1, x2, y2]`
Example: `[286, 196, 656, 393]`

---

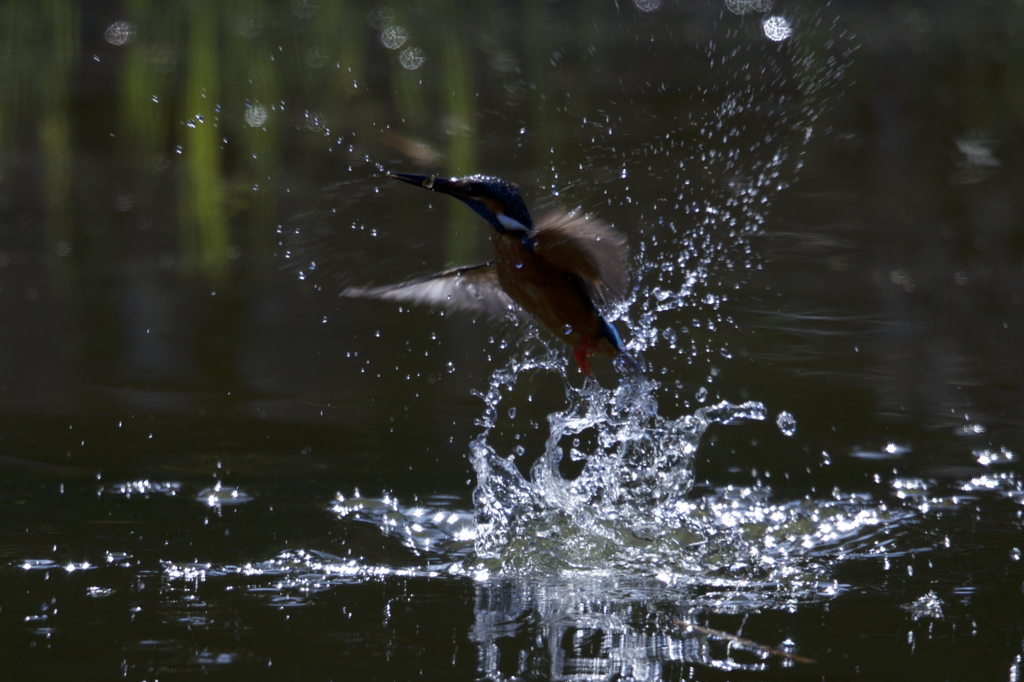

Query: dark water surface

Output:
[2, 1, 1023, 680]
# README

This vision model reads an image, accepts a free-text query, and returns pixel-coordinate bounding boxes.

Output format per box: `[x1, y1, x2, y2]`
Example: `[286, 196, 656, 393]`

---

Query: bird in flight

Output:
[345, 172, 639, 376]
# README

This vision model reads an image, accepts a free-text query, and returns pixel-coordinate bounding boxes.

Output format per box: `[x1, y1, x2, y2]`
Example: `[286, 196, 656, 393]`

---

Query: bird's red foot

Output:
[573, 348, 592, 376]
[574, 334, 602, 375]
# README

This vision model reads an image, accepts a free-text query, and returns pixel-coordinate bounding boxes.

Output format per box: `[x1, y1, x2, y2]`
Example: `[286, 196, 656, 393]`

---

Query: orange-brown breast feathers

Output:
[530, 210, 630, 306]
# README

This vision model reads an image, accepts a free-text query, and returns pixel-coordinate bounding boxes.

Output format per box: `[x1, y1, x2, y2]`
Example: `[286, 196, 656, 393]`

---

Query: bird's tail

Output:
[599, 316, 644, 377]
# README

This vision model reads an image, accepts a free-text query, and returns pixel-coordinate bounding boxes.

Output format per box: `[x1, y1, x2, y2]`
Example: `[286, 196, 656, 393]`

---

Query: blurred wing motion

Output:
[531, 210, 630, 306]
[343, 262, 517, 318]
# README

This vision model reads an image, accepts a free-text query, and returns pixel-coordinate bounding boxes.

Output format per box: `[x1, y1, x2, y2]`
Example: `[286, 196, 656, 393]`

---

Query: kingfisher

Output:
[345, 172, 640, 376]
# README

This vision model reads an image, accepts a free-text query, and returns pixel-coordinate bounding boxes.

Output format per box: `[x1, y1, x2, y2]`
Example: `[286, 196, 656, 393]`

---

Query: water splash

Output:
[459, 346, 929, 594]
[465, 346, 769, 573]
[160, 477, 919, 608]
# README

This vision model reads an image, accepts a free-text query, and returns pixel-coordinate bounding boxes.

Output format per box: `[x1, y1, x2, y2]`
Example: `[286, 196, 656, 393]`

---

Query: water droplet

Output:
[562, 324, 573, 336]
[245, 103, 268, 127]
[507, 408, 516, 419]
[151, 95, 159, 103]
[762, 15, 792, 41]
[725, 0, 773, 15]
[633, 0, 661, 12]
[399, 46, 425, 70]
[380, 24, 408, 50]
[778, 638, 799, 655]
[776, 411, 797, 436]
[104, 21, 134, 46]
[695, 387, 708, 403]
[661, 327, 677, 347]
[515, 262, 523, 269]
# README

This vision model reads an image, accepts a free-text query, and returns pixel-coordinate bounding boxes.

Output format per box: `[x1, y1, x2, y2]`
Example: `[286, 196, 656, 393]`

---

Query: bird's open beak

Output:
[386, 172, 463, 198]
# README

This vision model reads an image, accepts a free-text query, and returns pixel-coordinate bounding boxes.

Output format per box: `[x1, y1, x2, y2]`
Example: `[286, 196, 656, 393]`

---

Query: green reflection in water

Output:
[385, 3, 424, 130]
[117, 0, 175, 162]
[38, 0, 79, 294]
[225, 0, 279, 264]
[179, 2, 230, 281]
[442, 3, 479, 266]
[326, 0, 366, 104]
[524, 1, 556, 177]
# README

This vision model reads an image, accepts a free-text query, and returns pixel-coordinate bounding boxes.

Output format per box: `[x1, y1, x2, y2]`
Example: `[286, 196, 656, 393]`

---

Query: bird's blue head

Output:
[388, 172, 534, 235]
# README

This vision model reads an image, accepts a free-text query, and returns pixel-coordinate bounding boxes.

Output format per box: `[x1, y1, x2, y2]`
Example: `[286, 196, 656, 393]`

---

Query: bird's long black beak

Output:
[386, 172, 462, 198]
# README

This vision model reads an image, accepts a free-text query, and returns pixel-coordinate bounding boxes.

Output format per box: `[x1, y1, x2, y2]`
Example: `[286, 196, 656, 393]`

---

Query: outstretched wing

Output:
[531, 210, 630, 305]
[343, 262, 516, 319]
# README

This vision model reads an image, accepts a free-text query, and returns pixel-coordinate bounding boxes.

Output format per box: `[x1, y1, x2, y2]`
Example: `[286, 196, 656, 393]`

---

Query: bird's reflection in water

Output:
[471, 577, 813, 680]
